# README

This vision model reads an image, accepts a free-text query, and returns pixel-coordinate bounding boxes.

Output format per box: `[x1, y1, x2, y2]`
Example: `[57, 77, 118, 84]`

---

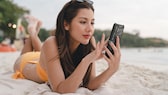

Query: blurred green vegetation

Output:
[0, 0, 29, 42]
[0, 0, 168, 47]
[94, 29, 168, 48]
[0, 0, 50, 43]
[38, 28, 50, 42]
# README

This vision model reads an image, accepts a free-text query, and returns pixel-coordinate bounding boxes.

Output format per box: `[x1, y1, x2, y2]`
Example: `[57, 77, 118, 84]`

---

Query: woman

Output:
[13, 0, 121, 93]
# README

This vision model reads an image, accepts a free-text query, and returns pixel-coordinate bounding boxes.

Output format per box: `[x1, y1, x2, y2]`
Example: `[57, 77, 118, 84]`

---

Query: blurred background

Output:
[0, 0, 168, 71]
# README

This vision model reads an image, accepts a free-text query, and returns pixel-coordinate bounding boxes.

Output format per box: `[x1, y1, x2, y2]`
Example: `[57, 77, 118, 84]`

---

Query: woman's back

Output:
[39, 36, 59, 71]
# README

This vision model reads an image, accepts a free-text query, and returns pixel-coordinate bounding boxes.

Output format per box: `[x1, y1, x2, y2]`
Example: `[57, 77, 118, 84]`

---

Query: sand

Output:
[0, 51, 168, 95]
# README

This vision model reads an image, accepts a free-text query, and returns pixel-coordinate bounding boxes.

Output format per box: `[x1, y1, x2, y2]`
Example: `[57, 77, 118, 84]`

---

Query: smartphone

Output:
[105, 23, 124, 57]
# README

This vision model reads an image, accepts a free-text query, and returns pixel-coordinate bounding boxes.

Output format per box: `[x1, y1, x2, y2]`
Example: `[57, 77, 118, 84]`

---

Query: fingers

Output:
[116, 36, 120, 49]
[104, 46, 113, 60]
[94, 34, 106, 60]
[115, 36, 121, 55]
[103, 41, 121, 69]
[100, 33, 105, 45]
[96, 41, 100, 51]
[104, 39, 121, 57]
[101, 36, 121, 71]
[105, 37, 109, 46]
[99, 33, 107, 49]
[109, 41, 120, 56]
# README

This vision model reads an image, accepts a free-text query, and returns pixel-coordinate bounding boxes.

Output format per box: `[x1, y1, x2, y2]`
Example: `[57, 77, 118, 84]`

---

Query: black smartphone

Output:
[105, 23, 124, 57]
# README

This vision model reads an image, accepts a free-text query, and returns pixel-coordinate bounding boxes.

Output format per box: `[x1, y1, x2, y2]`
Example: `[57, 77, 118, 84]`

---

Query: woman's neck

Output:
[69, 39, 80, 54]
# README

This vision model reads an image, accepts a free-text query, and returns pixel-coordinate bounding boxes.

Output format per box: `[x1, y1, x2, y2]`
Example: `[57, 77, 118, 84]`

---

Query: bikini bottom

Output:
[12, 52, 48, 82]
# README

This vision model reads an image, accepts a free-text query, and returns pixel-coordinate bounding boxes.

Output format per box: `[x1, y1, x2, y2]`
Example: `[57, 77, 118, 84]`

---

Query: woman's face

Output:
[65, 8, 94, 45]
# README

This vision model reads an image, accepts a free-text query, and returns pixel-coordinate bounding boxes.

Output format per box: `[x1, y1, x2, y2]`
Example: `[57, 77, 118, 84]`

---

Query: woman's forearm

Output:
[87, 67, 115, 90]
[54, 59, 90, 93]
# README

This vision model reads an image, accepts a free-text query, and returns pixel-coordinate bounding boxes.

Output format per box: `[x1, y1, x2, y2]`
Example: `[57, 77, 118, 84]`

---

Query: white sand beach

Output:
[0, 50, 168, 95]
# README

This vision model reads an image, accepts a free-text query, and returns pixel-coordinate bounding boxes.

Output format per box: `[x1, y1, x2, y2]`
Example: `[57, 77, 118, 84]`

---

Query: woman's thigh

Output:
[13, 56, 21, 72]
[22, 63, 44, 83]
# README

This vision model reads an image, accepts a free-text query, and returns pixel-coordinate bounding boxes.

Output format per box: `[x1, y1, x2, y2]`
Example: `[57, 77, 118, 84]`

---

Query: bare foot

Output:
[25, 15, 42, 36]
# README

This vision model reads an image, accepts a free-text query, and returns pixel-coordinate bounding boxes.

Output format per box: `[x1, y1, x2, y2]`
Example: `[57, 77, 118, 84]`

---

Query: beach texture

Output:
[0, 52, 168, 95]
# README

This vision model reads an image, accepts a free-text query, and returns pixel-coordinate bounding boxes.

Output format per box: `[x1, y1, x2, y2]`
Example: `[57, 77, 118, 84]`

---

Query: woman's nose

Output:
[86, 23, 94, 32]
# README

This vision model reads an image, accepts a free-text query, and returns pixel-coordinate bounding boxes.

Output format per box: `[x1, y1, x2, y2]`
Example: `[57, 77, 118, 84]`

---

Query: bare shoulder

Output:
[43, 36, 56, 45]
[41, 36, 59, 59]
[42, 36, 58, 50]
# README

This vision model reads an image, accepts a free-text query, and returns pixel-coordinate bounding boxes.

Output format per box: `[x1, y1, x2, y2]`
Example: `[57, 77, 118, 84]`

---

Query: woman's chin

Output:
[81, 41, 90, 45]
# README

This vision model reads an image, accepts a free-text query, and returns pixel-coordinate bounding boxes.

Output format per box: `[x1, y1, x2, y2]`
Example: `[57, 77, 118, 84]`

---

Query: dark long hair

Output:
[55, 1, 94, 87]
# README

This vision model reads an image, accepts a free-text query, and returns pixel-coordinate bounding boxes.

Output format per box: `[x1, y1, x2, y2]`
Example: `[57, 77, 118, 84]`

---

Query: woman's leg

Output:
[20, 15, 42, 55]
[20, 38, 33, 55]
[13, 16, 44, 83]
[13, 38, 32, 72]
[23, 62, 44, 83]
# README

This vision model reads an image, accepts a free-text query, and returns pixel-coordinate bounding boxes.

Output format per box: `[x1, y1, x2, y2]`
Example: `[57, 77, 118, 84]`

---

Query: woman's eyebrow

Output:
[78, 17, 95, 21]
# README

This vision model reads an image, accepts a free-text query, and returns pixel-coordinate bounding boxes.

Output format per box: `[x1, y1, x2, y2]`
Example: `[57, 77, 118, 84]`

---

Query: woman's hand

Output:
[83, 34, 107, 64]
[103, 36, 121, 72]
[84, 36, 121, 90]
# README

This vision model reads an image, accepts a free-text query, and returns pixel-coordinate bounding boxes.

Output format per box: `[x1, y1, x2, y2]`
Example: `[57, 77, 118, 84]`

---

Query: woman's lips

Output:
[83, 35, 91, 39]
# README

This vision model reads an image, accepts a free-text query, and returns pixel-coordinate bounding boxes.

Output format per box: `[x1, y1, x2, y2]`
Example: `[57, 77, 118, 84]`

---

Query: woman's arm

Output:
[41, 34, 118, 93]
[87, 36, 121, 90]
[41, 37, 94, 94]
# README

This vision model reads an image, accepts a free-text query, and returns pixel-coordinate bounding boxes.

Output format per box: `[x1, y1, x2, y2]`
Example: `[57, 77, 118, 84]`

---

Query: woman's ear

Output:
[64, 21, 70, 31]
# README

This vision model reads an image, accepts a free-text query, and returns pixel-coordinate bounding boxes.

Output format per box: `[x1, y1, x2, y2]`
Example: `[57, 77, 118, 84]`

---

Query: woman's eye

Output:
[80, 21, 86, 24]
[91, 22, 95, 25]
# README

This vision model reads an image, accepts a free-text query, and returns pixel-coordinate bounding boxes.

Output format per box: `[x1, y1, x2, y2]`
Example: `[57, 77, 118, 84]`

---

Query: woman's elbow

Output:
[52, 86, 76, 94]
[87, 83, 100, 91]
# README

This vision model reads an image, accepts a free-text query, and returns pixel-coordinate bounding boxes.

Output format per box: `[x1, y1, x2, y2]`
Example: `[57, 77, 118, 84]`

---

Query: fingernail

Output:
[110, 41, 114, 45]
